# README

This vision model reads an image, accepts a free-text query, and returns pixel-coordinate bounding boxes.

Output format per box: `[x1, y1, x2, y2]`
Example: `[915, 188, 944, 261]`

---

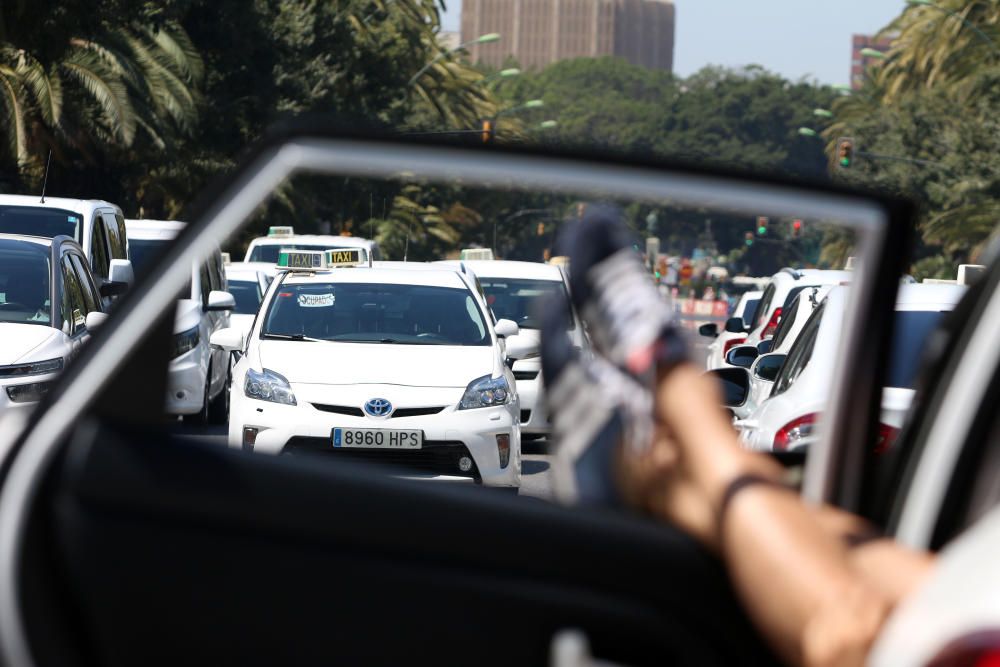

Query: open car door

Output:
[0, 125, 914, 667]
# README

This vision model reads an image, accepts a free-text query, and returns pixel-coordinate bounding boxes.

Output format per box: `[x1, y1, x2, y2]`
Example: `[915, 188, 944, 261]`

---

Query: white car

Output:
[744, 268, 852, 346]
[215, 249, 525, 489]
[438, 259, 585, 439]
[224, 261, 274, 334]
[244, 226, 382, 264]
[0, 234, 107, 417]
[125, 219, 235, 422]
[0, 194, 134, 305]
[738, 283, 966, 452]
[702, 289, 762, 370]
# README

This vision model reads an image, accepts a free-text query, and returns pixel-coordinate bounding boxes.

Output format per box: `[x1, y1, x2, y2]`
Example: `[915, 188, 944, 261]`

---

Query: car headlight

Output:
[172, 326, 200, 359]
[459, 374, 511, 410]
[0, 357, 64, 378]
[244, 367, 297, 406]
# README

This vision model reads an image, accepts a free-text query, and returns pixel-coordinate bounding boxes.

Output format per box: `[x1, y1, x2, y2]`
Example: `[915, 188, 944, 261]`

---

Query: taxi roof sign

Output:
[278, 247, 368, 271]
[268, 226, 295, 238]
[460, 248, 494, 261]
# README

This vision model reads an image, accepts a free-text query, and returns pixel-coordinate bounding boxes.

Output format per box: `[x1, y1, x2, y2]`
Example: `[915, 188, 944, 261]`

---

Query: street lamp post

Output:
[905, 0, 1000, 56]
[408, 33, 501, 87]
[478, 68, 520, 87]
[537, 120, 558, 130]
[495, 99, 544, 118]
[813, 108, 834, 119]
[859, 47, 888, 60]
[798, 127, 819, 137]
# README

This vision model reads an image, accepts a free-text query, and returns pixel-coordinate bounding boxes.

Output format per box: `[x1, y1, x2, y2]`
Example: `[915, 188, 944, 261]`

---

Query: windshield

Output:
[886, 310, 950, 390]
[0, 206, 81, 243]
[249, 244, 362, 263]
[478, 277, 573, 330]
[228, 279, 262, 315]
[262, 282, 490, 346]
[127, 238, 170, 280]
[0, 244, 51, 325]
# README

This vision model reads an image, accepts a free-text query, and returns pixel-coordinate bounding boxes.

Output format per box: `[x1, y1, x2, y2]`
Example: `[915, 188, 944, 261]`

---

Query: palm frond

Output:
[60, 51, 137, 145]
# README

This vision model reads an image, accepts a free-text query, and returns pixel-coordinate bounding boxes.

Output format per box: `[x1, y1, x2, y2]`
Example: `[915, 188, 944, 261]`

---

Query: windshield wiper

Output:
[261, 333, 323, 342]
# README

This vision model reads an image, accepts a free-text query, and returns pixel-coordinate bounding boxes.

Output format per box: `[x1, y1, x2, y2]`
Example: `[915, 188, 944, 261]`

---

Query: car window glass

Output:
[228, 279, 263, 314]
[479, 277, 573, 330]
[0, 206, 82, 242]
[772, 302, 824, 397]
[61, 255, 86, 334]
[103, 212, 126, 260]
[0, 245, 52, 325]
[741, 298, 760, 327]
[770, 296, 800, 349]
[90, 215, 111, 279]
[199, 262, 211, 307]
[755, 284, 775, 329]
[70, 254, 100, 315]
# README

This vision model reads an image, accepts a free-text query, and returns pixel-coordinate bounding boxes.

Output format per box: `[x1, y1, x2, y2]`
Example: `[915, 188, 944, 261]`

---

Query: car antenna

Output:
[404, 216, 412, 262]
[39, 150, 52, 203]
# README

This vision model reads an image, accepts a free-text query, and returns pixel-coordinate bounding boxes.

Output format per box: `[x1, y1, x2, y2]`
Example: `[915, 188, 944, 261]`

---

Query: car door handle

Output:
[551, 630, 632, 667]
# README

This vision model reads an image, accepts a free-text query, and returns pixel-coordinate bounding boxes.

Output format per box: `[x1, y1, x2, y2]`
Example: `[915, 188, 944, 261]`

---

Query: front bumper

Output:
[230, 384, 521, 487]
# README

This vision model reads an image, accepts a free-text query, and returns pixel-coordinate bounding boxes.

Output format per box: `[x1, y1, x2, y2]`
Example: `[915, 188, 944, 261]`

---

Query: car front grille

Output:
[311, 404, 446, 418]
[282, 438, 479, 479]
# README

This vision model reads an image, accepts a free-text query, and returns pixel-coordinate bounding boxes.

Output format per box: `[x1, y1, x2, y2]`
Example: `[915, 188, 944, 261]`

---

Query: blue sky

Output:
[440, 0, 902, 85]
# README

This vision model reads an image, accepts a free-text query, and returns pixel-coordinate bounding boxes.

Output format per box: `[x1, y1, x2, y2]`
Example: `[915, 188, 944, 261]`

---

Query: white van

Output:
[0, 195, 134, 304]
[126, 219, 235, 423]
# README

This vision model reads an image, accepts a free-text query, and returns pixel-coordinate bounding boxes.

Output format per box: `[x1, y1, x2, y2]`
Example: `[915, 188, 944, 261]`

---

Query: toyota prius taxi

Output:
[212, 249, 524, 489]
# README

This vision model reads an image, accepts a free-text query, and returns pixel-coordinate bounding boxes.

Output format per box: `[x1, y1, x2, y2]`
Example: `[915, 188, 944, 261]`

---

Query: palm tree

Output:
[0, 14, 202, 184]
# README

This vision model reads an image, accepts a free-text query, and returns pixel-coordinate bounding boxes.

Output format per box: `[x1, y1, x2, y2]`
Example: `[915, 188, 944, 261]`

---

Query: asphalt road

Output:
[173, 422, 556, 499]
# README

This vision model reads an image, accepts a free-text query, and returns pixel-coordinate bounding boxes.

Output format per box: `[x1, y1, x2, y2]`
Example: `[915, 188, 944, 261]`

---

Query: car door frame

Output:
[0, 128, 916, 667]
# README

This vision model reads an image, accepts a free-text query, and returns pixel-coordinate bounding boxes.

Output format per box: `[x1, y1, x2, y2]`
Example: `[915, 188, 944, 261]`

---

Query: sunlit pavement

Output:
[173, 421, 555, 500]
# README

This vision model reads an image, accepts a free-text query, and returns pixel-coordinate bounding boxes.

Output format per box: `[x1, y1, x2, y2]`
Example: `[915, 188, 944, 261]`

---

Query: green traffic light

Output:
[840, 157, 851, 167]
[745, 239, 754, 247]
[757, 226, 767, 235]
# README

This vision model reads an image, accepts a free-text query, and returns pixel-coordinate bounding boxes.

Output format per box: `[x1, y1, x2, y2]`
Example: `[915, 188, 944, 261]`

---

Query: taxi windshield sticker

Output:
[298, 293, 335, 308]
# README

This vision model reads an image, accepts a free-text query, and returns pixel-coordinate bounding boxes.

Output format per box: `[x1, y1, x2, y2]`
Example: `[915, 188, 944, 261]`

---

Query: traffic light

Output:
[756, 216, 769, 236]
[480, 119, 495, 144]
[791, 219, 803, 238]
[536, 221, 546, 236]
[836, 137, 854, 169]
[745, 231, 754, 247]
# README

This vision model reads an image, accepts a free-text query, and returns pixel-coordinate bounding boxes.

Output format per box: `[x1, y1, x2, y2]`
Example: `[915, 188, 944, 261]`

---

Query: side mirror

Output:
[505, 334, 539, 361]
[206, 290, 236, 312]
[724, 317, 746, 334]
[698, 322, 719, 338]
[210, 327, 245, 352]
[84, 312, 109, 331]
[707, 367, 751, 408]
[751, 353, 787, 383]
[725, 344, 759, 369]
[494, 318, 519, 339]
[109, 259, 135, 285]
[757, 339, 773, 355]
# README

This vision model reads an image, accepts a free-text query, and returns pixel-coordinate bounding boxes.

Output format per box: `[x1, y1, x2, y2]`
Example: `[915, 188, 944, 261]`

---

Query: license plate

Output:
[332, 428, 422, 449]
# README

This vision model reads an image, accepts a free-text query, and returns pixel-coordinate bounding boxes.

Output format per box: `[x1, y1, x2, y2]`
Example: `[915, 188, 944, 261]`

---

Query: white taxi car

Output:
[213, 250, 523, 489]
[243, 226, 381, 264]
[439, 259, 584, 439]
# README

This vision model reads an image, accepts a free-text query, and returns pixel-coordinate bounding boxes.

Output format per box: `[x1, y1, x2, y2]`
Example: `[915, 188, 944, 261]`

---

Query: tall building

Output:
[461, 0, 675, 71]
[851, 34, 893, 89]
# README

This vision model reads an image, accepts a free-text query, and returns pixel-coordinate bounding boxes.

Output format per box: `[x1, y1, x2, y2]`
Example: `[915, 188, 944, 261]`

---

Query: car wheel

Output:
[208, 364, 230, 425]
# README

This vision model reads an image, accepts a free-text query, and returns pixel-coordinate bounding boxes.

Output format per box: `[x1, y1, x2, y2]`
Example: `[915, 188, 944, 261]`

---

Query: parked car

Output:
[223, 261, 274, 334]
[737, 283, 965, 452]
[744, 268, 851, 347]
[0, 194, 133, 307]
[126, 219, 234, 422]
[0, 233, 107, 419]
[243, 226, 382, 263]
[702, 289, 762, 370]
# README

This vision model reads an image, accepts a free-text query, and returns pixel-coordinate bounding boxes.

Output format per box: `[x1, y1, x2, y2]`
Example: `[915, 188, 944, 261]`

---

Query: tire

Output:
[208, 362, 230, 425]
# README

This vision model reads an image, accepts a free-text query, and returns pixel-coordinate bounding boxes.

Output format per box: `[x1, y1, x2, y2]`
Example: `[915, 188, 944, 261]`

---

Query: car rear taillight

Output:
[723, 337, 746, 356]
[773, 412, 817, 451]
[761, 307, 782, 338]
[874, 423, 900, 455]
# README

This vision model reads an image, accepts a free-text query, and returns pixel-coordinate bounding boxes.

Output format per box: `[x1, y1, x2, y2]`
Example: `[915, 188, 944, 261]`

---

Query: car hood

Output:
[0, 324, 62, 365]
[258, 341, 496, 388]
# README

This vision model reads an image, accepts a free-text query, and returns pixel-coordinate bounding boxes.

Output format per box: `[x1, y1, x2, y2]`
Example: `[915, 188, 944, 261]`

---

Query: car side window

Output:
[211, 251, 225, 292]
[199, 261, 212, 308]
[70, 254, 101, 315]
[755, 284, 775, 329]
[770, 297, 800, 349]
[60, 256, 87, 335]
[89, 216, 111, 279]
[772, 302, 824, 397]
[102, 212, 127, 260]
